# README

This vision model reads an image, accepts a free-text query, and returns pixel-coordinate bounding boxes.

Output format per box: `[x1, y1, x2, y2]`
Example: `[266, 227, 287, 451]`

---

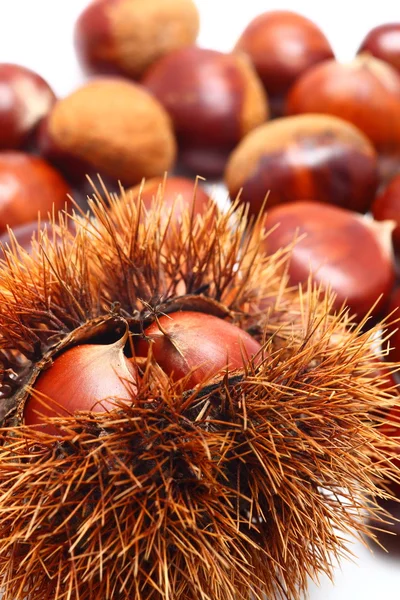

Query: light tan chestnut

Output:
[38, 78, 177, 186]
[74, 0, 200, 78]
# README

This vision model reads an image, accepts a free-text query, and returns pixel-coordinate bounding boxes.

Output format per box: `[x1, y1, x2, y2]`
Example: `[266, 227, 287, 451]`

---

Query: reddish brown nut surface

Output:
[358, 23, 400, 74]
[372, 175, 400, 251]
[0, 153, 70, 234]
[263, 201, 395, 319]
[74, 0, 200, 78]
[225, 114, 378, 216]
[286, 54, 400, 178]
[234, 10, 334, 116]
[127, 176, 212, 220]
[143, 47, 269, 176]
[135, 311, 262, 389]
[0, 64, 56, 150]
[38, 78, 176, 187]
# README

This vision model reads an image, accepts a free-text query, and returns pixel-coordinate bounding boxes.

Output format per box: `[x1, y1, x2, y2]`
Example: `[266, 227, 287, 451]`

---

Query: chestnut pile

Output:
[1, 2, 400, 600]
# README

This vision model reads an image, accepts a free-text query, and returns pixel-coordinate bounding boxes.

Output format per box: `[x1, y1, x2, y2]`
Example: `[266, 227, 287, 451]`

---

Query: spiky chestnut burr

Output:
[0, 184, 398, 600]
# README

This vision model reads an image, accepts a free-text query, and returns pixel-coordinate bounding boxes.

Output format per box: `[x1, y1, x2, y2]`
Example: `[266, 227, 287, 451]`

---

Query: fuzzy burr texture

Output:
[39, 79, 177, 185]
[74, 0, 200, 78]
[0, 184, 398, 600]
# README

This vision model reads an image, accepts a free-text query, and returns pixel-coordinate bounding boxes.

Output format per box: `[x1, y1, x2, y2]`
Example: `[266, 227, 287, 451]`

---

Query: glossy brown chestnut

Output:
[143, 47, 269, 176]
[225, 114, 378, 216]
[0, 64, 56, 150]
[0, 153, 70, 234]
[234, 11, 334, 117]
[135, 311, 262, 389]
[127, 176, 212, 222]
[24, 337, 137, 435]
[372, 175, 400, 251]
[358, 23, 400, 74]
[38, 78, 176, 187]
[74, 0, 200, 78]
[286, 54, 400, 179]
[263, 201, 395, 319]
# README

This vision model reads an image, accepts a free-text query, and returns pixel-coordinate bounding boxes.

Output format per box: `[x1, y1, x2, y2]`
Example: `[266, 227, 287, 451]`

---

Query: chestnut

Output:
[135, 311, 262, 389]
[127, 176, 212, 222]
[262, 201, 395, 320]
[38, 78, 176, 187]
[372, 175, 400, 252]
[0, 64, 56, 150]
[0, 153, 70, 234]
[74, 0, 200, 78]
[0, 220, 53, 255]
[225, 114, 378, 216]
[234, 10, 334, 117]
[25, 336, 137, 435]
[286, 54, 400, 180]
[387, 287, 400, 364]
[143, 47, 269, 176]
[358, 23, 400, 74]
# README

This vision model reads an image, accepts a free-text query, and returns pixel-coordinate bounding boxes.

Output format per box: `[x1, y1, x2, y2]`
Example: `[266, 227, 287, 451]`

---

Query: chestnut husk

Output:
[0, 184, 398, 600]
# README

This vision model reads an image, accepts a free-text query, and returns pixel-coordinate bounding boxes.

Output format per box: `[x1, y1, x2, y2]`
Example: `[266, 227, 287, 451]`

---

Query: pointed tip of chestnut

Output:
[135, 311, 262, 389]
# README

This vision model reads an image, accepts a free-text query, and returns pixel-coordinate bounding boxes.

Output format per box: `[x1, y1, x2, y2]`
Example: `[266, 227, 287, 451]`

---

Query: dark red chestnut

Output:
[24, 336, 137, 435]
[234, 10, 334, 117]
[0, 64, 56, 150]
[0, 153, 70, 234]
[38, 78, 176, 187]
[358, 23, 400, 74]
[136, 311, 262, 389]
[225, 114, 378, 216]
[372, 175, 400, 251]
[127, 176, 212, 222]
[74, 0, 200, 78]
[286, 54, 400, 180]
[263, 201, 395, 319]
[143, 47, 269, 176]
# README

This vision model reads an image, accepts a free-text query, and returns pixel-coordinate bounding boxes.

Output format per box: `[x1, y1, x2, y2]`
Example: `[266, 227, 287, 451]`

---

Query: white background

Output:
[1, 1, 400, 598]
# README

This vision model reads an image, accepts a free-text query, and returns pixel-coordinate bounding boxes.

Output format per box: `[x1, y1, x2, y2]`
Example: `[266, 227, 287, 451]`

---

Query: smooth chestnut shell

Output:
[0, 153, 70, 234]
[358, 23, 400, 74]
[234, 10, 334, 116]
[286, 54, 400, 179]
[136, 311, 262, 389]
[263, 201, 395, 319]
[225, 114, 378, 216]
[372, 175, 400, 252]
[143, 46, 269, 176]
[0, 63, 56, 150]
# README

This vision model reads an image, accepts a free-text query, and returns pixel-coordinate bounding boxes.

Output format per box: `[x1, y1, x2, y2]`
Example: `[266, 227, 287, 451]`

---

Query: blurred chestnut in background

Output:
[136, 311, 261, 389]
[286, 54, 400, 180]
[263, 201, 395, 320]
[234, 11, 334, 117]
[225, 114, 378, 216]
[372, 175, 400, 252]
[387, 287, 400, 364]
[74, 0, 200, 78]
[0, 220, 53, 256]
[143, 47, 269, 176]
[358, 23, 400, 74]
[0, 153, 70, 234]
[0, 64, 56, 150]
[38, 78, 176, 187]
[127, 176, 212, 220]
